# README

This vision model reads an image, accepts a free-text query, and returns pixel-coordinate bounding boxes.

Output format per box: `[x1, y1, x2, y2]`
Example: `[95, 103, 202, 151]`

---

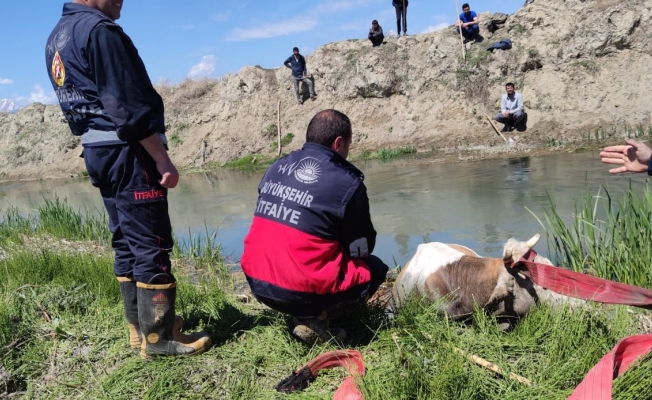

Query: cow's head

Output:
[502, 234, 553, 268]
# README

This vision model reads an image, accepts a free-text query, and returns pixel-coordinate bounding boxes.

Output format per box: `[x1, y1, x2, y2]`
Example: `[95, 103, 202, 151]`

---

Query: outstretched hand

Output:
[600, 139, 652, 174]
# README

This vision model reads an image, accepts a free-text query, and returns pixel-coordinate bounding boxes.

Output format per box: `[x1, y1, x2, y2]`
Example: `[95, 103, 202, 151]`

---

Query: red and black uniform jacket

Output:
[241, 143, 377, 311]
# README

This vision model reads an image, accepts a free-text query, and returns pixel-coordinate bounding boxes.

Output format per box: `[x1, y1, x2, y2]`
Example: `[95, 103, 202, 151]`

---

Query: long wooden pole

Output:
[276, 100, 282, 156]
[455, 0, 467, 62]
[486, 114, 509, 143]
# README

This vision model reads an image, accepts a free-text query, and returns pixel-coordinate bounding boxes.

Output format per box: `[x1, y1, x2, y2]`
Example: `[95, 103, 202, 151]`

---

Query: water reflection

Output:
[1, 151, 649, 267]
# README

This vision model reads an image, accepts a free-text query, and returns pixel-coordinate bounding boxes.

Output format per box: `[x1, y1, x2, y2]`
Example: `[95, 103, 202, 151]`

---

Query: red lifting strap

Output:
[515, 249, 652, 309]
[276, 350, 365, 399]
[568, 334, 652, 400]
[513, 250, 652, 399]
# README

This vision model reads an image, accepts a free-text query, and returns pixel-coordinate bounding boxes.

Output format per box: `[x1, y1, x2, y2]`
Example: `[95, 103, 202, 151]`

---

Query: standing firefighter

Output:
[45, 0, 211, 357]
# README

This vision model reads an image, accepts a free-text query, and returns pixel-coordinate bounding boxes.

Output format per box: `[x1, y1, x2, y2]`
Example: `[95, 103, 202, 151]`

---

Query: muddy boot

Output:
[118, 277, 142, 350]
[118, 277, 188, 351]
[292, 312, 346, 345]
[137, 280, 211, 358]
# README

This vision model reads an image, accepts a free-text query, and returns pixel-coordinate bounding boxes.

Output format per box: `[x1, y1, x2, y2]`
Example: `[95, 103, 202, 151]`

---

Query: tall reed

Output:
[540, 185, 652, 287]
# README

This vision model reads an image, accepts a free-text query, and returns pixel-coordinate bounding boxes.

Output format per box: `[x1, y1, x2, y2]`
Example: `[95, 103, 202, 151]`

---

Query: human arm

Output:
[501, 95, 508, 114]
[458, 11, 480, 28]
[283, 56, 293, 69]
[342, 183, 377, 258]
[139, 133, 179, 188]
[600, 139, 652, 175]
[89, 25, 178, 188]
[462, 12, 479, 28]
[88, 24, 165, 143]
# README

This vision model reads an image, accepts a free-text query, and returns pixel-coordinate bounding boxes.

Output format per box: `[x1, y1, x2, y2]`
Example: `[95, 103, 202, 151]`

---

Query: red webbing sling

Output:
[513, 250, 652, 399]
[567, 333, 652, 400]
[276, 350, 365, 399]
[515, 249, 652, 309]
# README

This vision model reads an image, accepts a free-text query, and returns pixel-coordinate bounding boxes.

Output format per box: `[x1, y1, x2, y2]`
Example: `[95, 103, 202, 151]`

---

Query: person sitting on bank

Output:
[241, 109, 390, 345]
[494, 82, 525, 132]
[368, 20, 384, 47]
[284, 47, 317, 105]
[456, 3, 480, 42]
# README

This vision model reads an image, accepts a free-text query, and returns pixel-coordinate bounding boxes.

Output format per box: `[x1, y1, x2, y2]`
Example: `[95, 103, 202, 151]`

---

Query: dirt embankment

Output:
[1, 0, 651, 181]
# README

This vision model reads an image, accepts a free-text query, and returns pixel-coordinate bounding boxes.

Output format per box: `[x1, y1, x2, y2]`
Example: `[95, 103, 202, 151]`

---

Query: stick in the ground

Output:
[451, 346, 532, 386]
[455, 0, 467, 62]
[486, 114, 508, 143]
[421, 331, 532, 386]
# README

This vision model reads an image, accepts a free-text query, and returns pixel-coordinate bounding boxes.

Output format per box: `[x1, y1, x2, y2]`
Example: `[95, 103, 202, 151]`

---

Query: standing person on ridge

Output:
[368, 19, 384, 47]
[392, 0, 408, 37]
[241, 109, 389, 346]
[284, 47, 317, 105]
[45, 0, 211, 358]
[456, 2, 480, 42]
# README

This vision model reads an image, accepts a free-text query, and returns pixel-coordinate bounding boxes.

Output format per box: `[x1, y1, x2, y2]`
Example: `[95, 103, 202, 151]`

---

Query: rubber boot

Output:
[118, 277, 142, 350]
[118, 277, 189, 351]
[137, 281, 211, 358]
[292, 311, 346, 346]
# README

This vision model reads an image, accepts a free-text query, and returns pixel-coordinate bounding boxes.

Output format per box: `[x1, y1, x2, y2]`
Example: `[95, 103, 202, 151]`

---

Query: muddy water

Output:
[0, 150, 648, 266]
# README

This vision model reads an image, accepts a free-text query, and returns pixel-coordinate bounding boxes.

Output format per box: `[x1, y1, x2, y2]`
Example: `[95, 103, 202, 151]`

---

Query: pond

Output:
[1, 150, 648, 267]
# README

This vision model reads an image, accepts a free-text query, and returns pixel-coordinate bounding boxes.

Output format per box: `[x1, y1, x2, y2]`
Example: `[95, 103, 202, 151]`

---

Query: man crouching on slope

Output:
[241, 110, 389, 345]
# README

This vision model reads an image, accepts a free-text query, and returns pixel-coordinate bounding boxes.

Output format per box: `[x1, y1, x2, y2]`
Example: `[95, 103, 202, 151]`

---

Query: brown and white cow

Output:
[392, 234, 582, 327]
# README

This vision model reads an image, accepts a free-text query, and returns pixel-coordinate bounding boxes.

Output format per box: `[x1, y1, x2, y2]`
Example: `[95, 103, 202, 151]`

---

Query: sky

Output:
[0, 0, 524, 108]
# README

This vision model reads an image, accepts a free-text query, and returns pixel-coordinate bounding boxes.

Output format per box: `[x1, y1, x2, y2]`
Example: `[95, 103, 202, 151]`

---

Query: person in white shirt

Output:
[494, 82, 525, 132]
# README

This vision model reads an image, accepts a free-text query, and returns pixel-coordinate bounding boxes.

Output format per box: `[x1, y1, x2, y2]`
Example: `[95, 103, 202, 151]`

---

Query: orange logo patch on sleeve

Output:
[51, 51, 66, 87]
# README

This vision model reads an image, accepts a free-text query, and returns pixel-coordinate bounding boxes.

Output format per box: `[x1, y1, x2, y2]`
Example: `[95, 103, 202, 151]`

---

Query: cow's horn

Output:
[525, 234, 541, 248]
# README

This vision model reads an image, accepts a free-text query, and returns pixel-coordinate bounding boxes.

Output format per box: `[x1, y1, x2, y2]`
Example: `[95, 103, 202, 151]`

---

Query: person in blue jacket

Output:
[284, 47, 317, 105]
[241, 109, 389, 345]
[45, 0, 210, 358]
[456, 3, 480, 42]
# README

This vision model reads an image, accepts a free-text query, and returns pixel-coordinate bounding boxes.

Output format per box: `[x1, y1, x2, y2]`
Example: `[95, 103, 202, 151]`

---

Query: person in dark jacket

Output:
[392, 0, 408, 36]
[284, 47, 317, 105]
[45, 0, 210, 358]
[241, 110, 389, 345]
[368, 19, 384, 47]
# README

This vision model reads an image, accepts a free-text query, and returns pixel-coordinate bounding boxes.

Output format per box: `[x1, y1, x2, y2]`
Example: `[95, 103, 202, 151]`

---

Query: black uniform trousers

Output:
[83, 144, 173, 284]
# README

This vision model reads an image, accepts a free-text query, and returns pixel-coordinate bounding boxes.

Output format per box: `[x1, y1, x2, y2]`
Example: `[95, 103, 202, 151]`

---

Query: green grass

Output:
[269, 133, 295, 152]
[571, 60, 599, 75]
[1, 196, 652, 398]
[360, 146, 417, 160]
[537, 186, 652, 287]
[219, 154, 277, 170]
